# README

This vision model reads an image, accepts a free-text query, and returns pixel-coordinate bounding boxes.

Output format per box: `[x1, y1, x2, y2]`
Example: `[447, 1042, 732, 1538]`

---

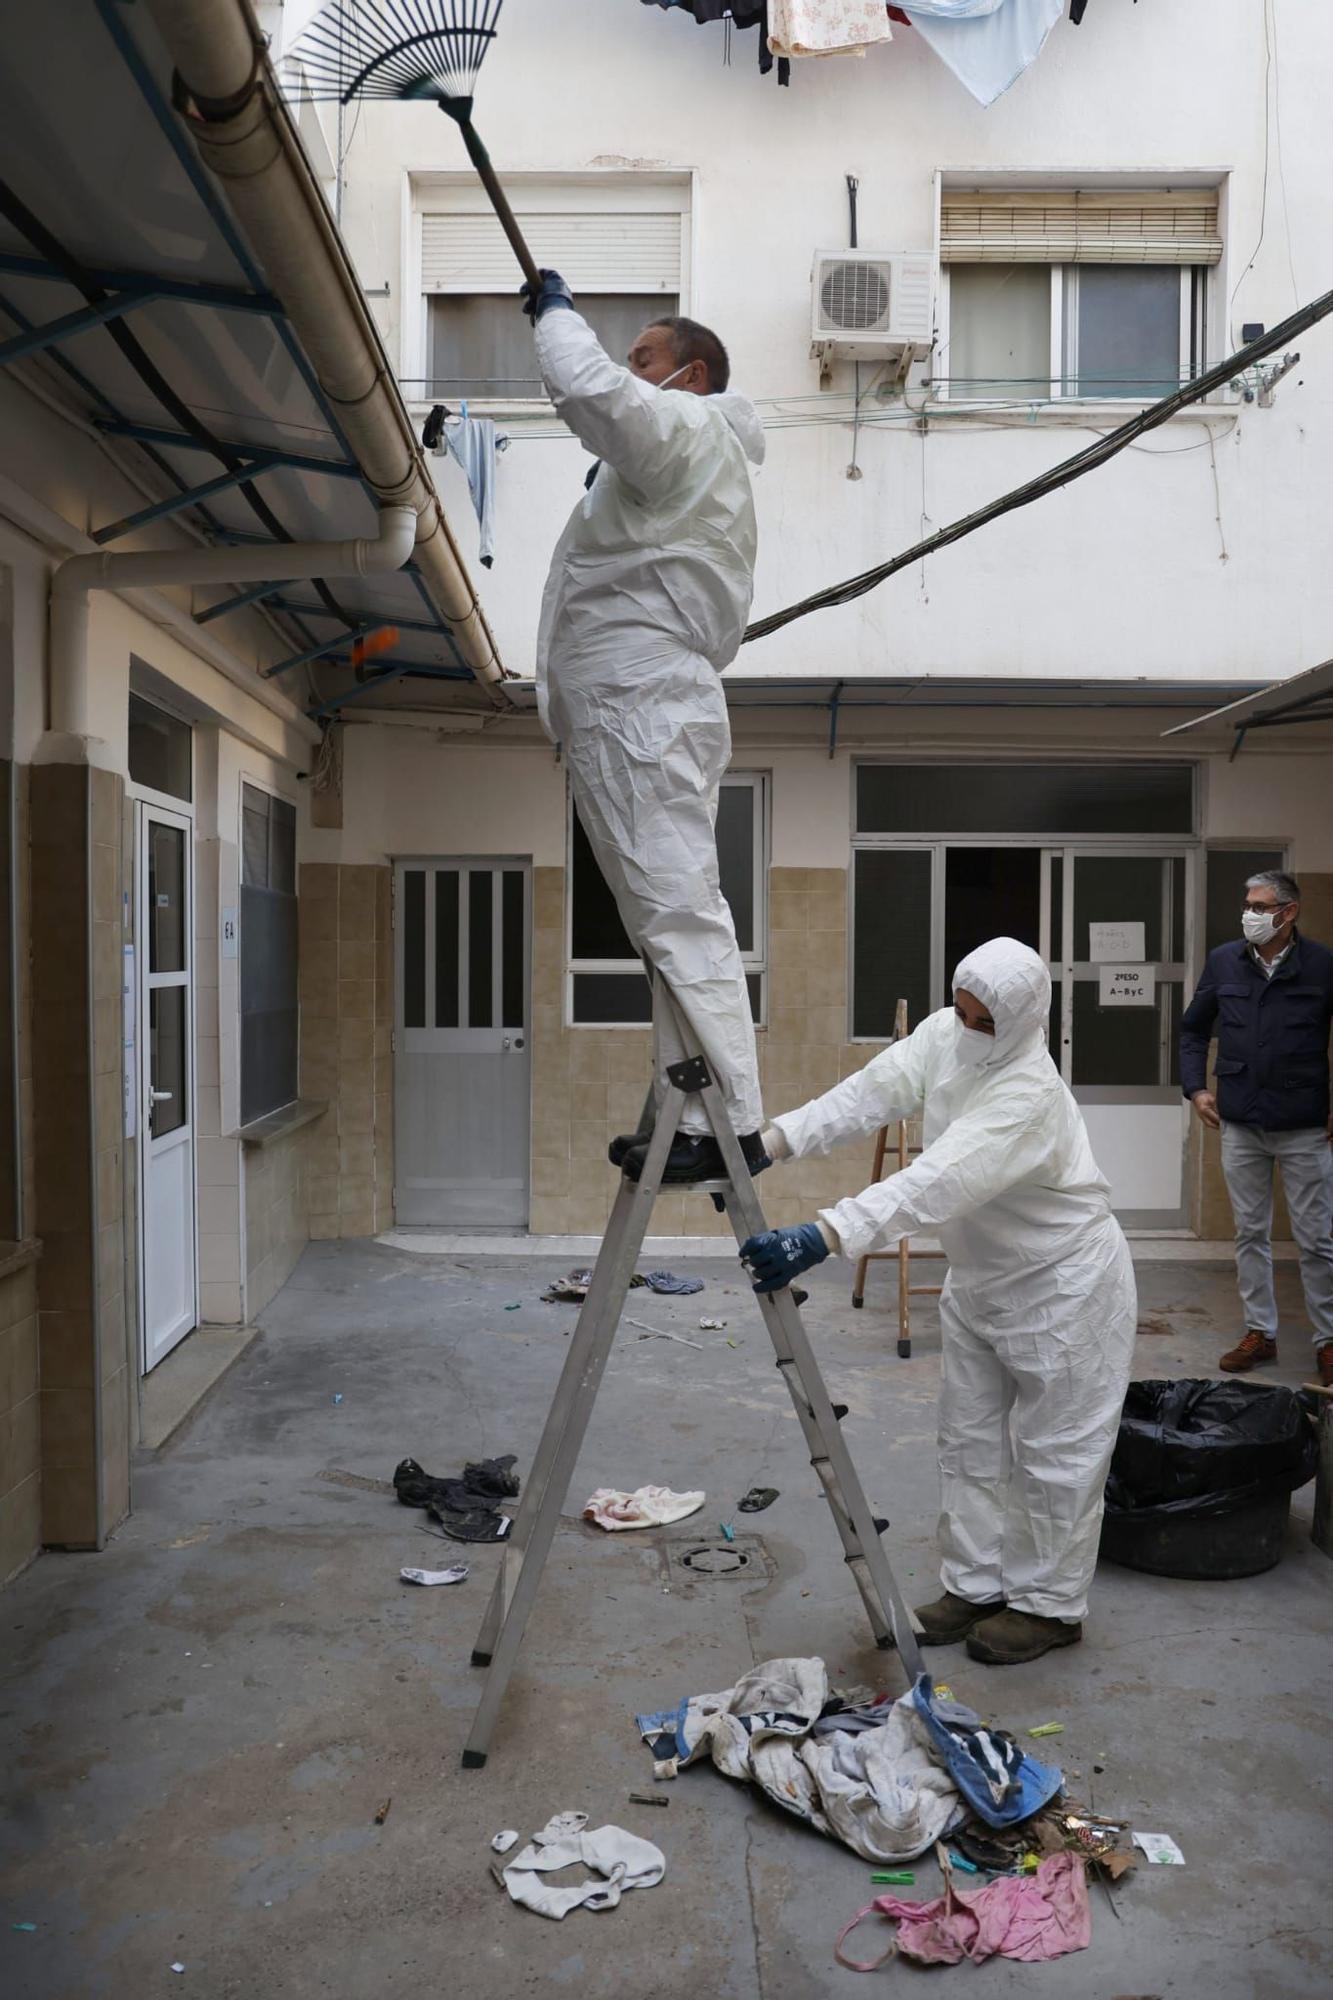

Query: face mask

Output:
[1241, 908, 1286, 945]
[657, 362, 692, 392]
[953, 1018, 995, 1067]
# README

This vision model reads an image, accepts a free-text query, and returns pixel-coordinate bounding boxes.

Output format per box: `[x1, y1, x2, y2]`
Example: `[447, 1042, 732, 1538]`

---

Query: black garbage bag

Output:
[1103, 1378, 1317, 1521]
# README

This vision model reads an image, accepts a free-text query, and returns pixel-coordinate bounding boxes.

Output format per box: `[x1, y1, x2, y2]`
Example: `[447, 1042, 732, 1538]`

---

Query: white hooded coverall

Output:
[534, 310, 765, 1138]
[770, 939, 1137, 1623]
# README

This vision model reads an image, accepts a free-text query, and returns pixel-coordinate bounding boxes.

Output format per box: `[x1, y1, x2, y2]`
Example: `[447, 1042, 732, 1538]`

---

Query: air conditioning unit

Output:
[811, 249, 934, 367]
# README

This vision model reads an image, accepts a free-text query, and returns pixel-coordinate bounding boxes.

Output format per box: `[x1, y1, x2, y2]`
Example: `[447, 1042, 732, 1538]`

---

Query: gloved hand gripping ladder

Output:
[461, 975, 925, 1770]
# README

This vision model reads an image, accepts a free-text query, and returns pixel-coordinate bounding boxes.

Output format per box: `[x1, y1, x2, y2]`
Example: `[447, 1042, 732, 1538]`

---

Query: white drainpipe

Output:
[144, 0, 508, 696]
[50, 504, 416, 738]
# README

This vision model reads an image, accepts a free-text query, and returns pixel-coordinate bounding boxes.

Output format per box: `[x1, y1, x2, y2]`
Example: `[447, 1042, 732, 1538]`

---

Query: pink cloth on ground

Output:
[835, 1851, 1091, 1970]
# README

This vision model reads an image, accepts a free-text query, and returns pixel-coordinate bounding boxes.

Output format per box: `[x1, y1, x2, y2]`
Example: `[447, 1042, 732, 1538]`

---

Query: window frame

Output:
[847, 758, 1202, 1043]
[566, 771, 769, 1030]
[238, 779, 299, 1126]
[938, 261, 1207, 404]
[404, 169, 695, 411]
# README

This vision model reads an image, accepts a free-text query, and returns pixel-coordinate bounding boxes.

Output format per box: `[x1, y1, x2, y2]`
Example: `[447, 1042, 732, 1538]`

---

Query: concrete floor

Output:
[2, 1240, 1331, 2000]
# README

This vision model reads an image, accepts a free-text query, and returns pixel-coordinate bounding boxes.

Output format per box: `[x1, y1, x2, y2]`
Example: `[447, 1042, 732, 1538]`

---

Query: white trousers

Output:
[936, 1226, 1137, 1622]
[551, 648, 763, 1138]
[1220, 1121, 1333, 1346]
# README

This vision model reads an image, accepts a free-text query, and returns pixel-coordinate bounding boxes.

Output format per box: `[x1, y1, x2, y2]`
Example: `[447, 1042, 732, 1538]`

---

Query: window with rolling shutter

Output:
[940, 189, 1222, 266]
[422, 210, 683, 294]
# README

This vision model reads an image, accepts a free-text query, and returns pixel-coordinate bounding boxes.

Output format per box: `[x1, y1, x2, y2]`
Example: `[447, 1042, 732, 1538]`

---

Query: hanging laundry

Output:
[583, 1485, 706, 1529]
[835, 1850, 1092, 1971]
[637, 1, 790, 87]
[635, 1656, 967, 1863]
[438, 415, 507, 568]
[501, 1813, 666, 1920]
[902, 0, 1063, 106]
[770, 0, 893, 57]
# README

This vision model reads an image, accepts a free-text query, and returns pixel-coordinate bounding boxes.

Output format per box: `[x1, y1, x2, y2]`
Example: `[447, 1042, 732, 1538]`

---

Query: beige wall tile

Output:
[339, 978, 374, 1021]
[200, 1279, 243, 1325]
[41, 1384, 96, 1465]
[0, 1474, 41, 1582]
[41, 1461, 98, 1548]
[339, 1134, 375, 1180]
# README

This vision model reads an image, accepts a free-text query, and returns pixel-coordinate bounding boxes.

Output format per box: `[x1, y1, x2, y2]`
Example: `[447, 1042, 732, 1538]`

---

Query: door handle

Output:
[502, 1037, 526, 1052]
[150, 1088, 174, 1103]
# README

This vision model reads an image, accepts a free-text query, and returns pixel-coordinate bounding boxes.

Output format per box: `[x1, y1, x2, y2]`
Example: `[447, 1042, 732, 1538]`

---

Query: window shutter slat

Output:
[940, 189, 1221, 265]
[423, 212, 682, 292]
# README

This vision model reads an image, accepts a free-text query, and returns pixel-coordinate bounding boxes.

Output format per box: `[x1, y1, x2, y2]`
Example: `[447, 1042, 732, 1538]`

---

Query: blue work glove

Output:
[740, 1222, 830, 1294]
[520, 268, 574, 322]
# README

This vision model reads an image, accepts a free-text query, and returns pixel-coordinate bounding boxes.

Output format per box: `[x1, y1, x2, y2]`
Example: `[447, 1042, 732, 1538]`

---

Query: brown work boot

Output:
[1219, 1329, 1277, 1373]
[1316, 1342, 1333, 1388]
[966, 1609, 1082, 1666]
[913, 1590, 1005, 1645]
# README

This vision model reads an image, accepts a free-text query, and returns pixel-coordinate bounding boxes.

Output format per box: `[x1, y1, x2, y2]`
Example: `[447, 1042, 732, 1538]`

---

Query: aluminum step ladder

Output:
[462, 992, 925, 1768]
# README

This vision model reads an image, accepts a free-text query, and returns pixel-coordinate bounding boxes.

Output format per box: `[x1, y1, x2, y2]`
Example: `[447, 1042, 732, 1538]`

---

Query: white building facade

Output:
[306, 0, 1333, 1238]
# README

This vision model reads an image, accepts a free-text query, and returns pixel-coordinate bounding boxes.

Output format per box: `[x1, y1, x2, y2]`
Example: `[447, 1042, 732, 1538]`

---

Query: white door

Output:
[394, 859, 531, 1227]
[138, 803, 198, 1368]
[1044, 847, 1194, 1227]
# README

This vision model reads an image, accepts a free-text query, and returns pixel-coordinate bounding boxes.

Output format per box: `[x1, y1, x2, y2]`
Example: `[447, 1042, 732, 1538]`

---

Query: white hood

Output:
[951, 937, 1051, 1068]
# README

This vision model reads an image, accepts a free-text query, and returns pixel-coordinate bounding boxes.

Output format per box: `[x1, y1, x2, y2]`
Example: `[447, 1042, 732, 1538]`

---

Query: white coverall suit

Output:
[770, 939, 1137, 1622]
[534, 310, 765, 1138]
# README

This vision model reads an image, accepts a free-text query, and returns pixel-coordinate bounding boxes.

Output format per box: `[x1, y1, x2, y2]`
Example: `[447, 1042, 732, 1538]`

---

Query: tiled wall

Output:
[529, 865, 886, 1236]
[244, 1125, 313, 1316]
[299, 863, 393, 1239]
[0, 1261, 39, 1582]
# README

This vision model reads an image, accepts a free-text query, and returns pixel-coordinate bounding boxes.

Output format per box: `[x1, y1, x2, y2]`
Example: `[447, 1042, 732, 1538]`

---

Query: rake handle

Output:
[456, 116, 541, 288]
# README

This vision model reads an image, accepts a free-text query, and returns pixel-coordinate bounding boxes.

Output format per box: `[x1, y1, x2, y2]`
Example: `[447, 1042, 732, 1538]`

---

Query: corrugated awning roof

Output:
[1162, 654, 1333, 744]
[0, 0, 499, 717]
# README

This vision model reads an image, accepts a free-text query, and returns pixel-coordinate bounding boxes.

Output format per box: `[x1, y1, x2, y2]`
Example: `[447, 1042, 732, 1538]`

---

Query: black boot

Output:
[623, 1129, 770, 1186]
[608, 1129, 652, 1168]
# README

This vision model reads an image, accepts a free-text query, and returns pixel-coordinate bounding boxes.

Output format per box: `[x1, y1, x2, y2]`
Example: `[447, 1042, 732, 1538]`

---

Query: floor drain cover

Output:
[681, 1544, 751, 1576]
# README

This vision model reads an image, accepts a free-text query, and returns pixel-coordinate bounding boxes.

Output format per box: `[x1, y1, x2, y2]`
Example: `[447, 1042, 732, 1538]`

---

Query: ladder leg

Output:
[461, 1092, 686, 1767]
[698, 1073, 925, 1682]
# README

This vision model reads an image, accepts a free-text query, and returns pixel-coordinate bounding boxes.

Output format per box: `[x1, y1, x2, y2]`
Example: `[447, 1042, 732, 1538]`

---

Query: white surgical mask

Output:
[1241, 908, 1285, 946]
[657, 362, 691, 391]
[953, 1019, 995, 1067]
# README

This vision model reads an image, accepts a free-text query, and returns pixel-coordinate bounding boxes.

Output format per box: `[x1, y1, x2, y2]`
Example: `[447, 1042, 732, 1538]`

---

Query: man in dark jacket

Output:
[1179, 869, 1333, 1383]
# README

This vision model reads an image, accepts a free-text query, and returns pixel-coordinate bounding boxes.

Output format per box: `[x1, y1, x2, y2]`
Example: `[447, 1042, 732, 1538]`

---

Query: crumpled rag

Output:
[836, 1850, 1091, 1969]
[583, 1485, 705, 1530]
[636, 1657, 965, 1863]
[502, 1813, 665, 1920]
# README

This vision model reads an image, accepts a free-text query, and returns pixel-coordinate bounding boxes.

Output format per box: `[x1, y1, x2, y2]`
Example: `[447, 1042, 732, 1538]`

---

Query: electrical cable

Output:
[743, 283, 1333, 644]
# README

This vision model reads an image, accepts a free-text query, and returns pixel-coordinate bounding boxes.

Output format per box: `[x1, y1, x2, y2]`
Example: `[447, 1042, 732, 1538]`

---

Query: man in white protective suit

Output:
[739, 937, 1138, 1666]
[521, 267, 768, 1186]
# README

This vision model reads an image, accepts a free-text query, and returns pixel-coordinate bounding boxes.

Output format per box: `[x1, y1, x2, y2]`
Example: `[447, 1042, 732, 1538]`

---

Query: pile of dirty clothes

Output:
[637, 1657, 1062, 1865]
[393, 1453, 518, 1543]
[541, 1268, 704, 1304]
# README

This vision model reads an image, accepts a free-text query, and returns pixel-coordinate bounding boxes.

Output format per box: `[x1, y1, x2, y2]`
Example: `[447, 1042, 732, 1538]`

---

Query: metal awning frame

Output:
[0, 0, 477, 715]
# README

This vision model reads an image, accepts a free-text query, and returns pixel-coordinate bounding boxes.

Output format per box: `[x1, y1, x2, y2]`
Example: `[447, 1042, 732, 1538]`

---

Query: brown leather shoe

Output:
[966, 1609, 1082, 1666]
[913, 1590, 1005, 1645]
[1316, 1342, 1333, 1388]
[1219, 1329, 1277, 1372]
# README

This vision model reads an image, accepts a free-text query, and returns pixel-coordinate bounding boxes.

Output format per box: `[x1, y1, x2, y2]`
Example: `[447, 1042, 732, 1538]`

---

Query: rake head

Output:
[292, 0, 508, 113]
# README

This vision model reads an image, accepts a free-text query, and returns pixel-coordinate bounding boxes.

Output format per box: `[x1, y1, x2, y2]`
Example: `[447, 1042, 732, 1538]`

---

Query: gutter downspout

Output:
[50, 504, 415, 739]
[144, 0, 509, 700]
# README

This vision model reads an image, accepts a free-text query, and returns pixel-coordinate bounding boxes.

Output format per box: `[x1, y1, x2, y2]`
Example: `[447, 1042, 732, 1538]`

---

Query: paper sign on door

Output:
[1099, 965, 1156, 1007]
[1089, 921, 1145, 963]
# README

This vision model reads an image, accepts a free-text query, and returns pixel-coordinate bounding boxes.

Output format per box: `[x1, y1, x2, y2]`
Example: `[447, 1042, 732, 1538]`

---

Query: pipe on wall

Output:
[50, 504, 416, 739]
[143, 0, 508, 696]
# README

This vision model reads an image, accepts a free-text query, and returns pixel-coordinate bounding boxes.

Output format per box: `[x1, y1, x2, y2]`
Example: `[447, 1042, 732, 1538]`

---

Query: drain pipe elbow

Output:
[48, 503, 418, 740]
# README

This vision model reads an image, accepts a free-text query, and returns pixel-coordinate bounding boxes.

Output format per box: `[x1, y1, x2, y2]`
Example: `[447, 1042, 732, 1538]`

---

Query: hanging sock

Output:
[438, 416, 507, 567]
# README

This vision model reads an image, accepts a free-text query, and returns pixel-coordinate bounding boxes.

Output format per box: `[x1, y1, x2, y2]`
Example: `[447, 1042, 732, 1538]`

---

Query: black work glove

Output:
[520, 268, 574, 322]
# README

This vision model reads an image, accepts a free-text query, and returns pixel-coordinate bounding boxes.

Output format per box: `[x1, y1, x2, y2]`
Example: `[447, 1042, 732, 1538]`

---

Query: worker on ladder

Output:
[521, 268, 768, 1186]
[741, 938, 1138, 1667]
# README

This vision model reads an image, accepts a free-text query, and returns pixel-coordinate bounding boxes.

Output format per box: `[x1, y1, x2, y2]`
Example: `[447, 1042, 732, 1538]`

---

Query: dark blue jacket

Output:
[1179, 933, 1333, 1130]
